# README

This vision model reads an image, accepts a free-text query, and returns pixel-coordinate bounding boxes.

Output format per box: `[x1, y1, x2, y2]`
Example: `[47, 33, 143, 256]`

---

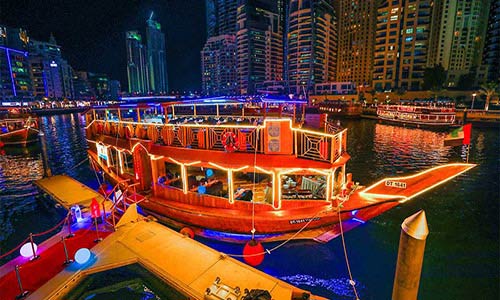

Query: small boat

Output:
[84, 97, 474, 243]
[0, 117, 39, 146]
[377, 100, 457, 128]
[318, 99, 362, 118]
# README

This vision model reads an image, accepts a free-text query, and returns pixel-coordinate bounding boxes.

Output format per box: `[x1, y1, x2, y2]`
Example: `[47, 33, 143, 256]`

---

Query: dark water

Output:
[0, 114, 498, 299]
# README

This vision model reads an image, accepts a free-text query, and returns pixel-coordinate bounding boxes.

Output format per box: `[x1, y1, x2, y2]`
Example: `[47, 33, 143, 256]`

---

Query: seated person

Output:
[235, 188, 253, 201]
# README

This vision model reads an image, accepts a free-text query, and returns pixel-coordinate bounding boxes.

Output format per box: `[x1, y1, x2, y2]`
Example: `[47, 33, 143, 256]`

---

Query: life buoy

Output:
[222, 131, 239, 152]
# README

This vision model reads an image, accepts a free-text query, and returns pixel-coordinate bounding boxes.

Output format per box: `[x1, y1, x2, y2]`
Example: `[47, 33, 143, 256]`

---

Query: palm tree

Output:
[479, 82, 498, 111]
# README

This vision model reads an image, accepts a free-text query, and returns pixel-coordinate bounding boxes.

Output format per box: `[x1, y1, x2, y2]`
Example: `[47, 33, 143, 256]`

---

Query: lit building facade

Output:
[109, 80, 121, 100]
[373, 0, 433, 91]
[87, 72, 110, 99]
[483, 0, 500, 83]
[428, 0, 491, 87]
[206, 0, 238, 37]
[29, 37, 73, 99]
[72, 69, 95, 100]
[286, 0, 337, 95]
[146, 13, 168, 94]
[236, 0, 283, 94]
[126, 31, 149, 94]
[201, 35, 238, 95]
[336, 0, 378, 89]
[0, 25, 32, 101]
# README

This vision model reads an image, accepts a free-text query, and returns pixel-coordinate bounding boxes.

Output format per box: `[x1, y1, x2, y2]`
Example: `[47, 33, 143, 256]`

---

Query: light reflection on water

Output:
[0, 116, 498, 299]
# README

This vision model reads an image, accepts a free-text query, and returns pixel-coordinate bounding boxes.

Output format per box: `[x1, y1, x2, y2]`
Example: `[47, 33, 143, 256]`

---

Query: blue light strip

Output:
[0, 46, 28, 56]
[4, 48, 17, 97]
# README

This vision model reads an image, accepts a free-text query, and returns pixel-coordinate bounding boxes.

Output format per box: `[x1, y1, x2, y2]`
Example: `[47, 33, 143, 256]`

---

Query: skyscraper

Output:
[29, 36, 73, 99]
[428, 0, 491, 88]
[236, 0, 283, 94]
[336, 0, 378, 89]
[206, 0, 238, 38]
[0, 25, 32, 101]
[201, 35, 238, 95]
[202, 0, 239, 95]
[483, 0, 500, 83]
[146, 13, 168, 94]
[286, 0, 337, 95]
[126, 31, 149, 94]
[372, 0, 433, 91]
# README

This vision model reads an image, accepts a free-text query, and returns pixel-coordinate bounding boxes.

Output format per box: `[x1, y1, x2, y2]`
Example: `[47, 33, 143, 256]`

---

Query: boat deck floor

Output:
[23, 216, 324, 300]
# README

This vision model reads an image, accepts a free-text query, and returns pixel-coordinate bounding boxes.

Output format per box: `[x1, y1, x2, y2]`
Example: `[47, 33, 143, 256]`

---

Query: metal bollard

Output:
[66, 212, 74, 238]
[29, 233, 40, 260]
[94, 217, 102, 243]
[15, 265, 29, 299]
[61, 237, 73, 265]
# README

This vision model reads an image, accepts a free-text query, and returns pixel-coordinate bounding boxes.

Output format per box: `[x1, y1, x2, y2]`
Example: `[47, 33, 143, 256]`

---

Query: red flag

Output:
[463, 123, 472, 145]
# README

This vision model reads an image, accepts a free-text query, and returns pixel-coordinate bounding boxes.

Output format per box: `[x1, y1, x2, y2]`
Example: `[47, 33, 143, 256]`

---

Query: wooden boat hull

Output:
[0, 127, 39, 145]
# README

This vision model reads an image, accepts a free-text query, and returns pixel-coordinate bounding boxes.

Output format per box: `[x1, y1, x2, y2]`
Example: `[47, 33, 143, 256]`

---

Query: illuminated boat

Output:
[377, 100, 457, 128]
[317, 100, 362, 118]
[84, 97, 474, 242]
[0, 117, 39, 146]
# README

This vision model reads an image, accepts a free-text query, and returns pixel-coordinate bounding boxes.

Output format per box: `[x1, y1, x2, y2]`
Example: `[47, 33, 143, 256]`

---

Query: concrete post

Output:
[392, 210, 429, 300]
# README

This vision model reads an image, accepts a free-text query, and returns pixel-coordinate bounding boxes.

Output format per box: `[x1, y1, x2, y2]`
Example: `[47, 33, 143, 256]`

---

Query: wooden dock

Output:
[34, 175, 105, 211]
[26, 175, 325, 299]
[27, 214, 324, 300]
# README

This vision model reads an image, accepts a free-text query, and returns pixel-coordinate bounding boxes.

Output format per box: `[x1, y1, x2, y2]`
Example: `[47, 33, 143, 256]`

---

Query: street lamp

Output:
[471, 93, 477, 110]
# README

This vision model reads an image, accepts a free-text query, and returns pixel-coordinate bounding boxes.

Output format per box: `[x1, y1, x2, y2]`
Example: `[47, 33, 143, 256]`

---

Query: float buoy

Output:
[180, 227, 195, 239]
[243, 239, 265, 266]
[222, 131, 239, 152]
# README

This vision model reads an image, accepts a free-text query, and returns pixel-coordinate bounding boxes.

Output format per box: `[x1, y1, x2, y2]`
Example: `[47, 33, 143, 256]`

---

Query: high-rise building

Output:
[201, 35, 238, 95]
[29, 36, 73, 99]
[428, 0, 491, 88]
[206, 0, 238, 37]
[146, 13, 168, 94]
[373, 0, 433, 91]
[126, 31, 149, 94]
[484, 0, 500, 83]
[286, 0, 337, 95]
[109, 80, 121, 100]
[236, 0, 283, 94]
[336, 0, 378, 89]
[72, 69, 95, 100]
[87, 72, 110, 99]
[0, 25, 32, 101]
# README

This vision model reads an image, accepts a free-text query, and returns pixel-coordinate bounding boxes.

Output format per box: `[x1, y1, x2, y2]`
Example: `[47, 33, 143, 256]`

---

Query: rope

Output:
[228, 206, 328, 258]
[0, 213, 69, 259]
[250, 128, 260, 240]
[337, 194, 360, 300]
[67, 157, 89, 172]
[32, 216, 68, 237]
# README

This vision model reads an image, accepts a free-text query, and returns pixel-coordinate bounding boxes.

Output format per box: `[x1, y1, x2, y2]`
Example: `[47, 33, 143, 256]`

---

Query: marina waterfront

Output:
[0, 113, 498, 299]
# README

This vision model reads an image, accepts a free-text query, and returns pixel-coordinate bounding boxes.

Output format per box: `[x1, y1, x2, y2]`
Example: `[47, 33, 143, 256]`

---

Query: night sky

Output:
[1, 0, 206, 93]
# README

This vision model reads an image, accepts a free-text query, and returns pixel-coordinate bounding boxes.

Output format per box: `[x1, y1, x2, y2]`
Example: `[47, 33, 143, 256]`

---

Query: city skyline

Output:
[1, 0, 205, 93]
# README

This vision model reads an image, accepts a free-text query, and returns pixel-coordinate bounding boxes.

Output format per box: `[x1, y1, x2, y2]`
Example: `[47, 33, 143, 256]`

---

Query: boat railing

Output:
[88, 119, 346, 164]
[102, 181, 141, 230]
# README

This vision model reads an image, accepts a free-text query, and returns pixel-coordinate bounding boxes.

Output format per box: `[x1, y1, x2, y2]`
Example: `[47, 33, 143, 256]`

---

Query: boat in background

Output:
[0, 116, 39, 146]
[377, 100, 457, 128]
[84, 97, 474, 243]
[318, 99, 362, 118]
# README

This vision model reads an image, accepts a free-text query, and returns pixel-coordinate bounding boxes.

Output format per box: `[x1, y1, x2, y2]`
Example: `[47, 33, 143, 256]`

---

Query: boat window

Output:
[159, 162, 183, 189]
[120, 152, 134, 176]
[186, 166, 228, 199]
[233, 171, 272, 204]
[280, 174, 327, 201]
[108, 147, 118, 172]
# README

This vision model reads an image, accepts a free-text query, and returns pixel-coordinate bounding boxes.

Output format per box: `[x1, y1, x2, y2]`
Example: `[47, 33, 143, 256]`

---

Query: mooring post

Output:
[38, 131, 52, 177]
[15, 265, 29, 299]
[392, 210, 429, 300]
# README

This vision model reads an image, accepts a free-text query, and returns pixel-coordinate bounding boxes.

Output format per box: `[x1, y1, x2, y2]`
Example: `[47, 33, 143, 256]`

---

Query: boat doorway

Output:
[132, 143, 152, 191]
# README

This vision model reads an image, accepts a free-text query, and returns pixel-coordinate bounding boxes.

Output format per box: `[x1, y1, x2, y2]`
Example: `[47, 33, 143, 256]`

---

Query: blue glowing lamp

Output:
[74, 248, 91, 264]
[206, 168, 214, 178]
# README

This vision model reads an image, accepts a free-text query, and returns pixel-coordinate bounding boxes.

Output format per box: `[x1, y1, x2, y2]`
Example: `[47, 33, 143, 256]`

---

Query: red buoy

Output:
[243, 239, 265, 266]
[180, 227, 195, 239]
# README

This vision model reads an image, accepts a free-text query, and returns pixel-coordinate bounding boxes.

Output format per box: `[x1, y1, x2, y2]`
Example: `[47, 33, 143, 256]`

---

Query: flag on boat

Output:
[444, 124, 472, 146]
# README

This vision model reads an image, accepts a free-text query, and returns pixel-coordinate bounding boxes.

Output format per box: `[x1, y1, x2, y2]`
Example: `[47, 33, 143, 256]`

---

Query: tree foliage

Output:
[422, 64, 446, 90]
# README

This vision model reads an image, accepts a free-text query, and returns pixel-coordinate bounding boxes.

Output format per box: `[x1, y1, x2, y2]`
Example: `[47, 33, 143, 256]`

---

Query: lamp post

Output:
[471, 93, 477, 110]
